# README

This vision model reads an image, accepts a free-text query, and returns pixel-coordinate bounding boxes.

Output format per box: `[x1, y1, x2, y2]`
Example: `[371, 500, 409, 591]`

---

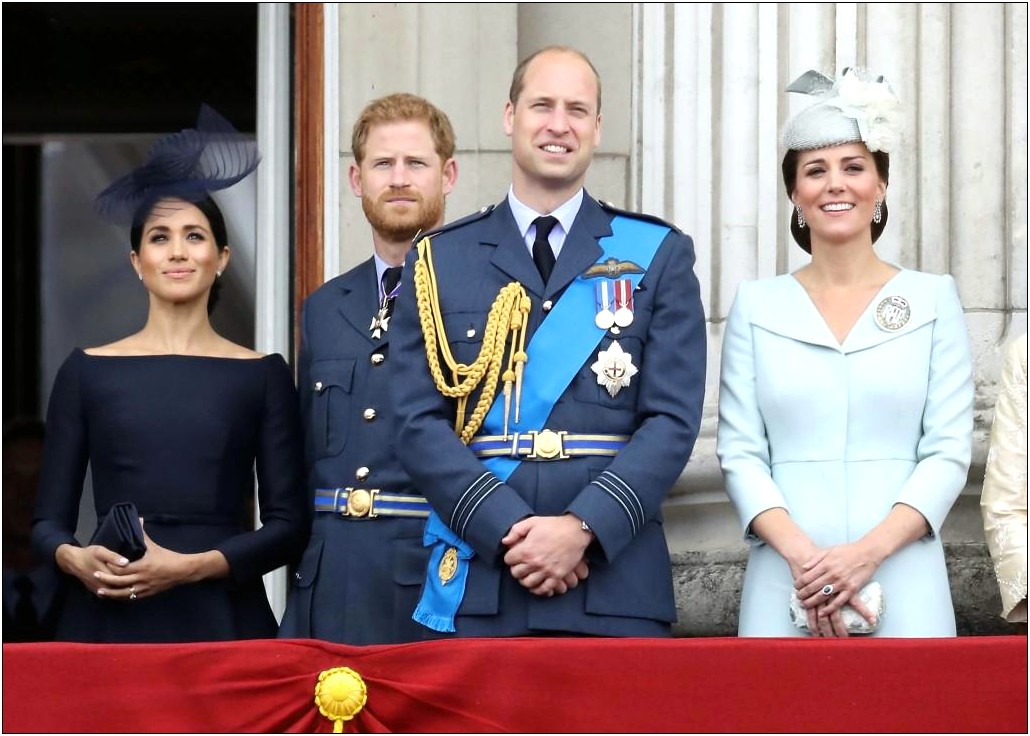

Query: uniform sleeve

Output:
[297, 298, 316, 468]
[216, 355, 310, 582]
[564, 230, 707, 562]
[894, 275, 974, 535]
[980, 333, 1028, 622]
[716, 281, 789, 538]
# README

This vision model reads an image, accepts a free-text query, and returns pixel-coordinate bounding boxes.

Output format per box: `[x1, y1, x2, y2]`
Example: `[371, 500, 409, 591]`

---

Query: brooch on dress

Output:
[874, 295, 911, 332]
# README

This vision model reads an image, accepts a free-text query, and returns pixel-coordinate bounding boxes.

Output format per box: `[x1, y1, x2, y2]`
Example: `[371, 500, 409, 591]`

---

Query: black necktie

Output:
[382, 266, 402, 319]
[532, 216, 558, 283]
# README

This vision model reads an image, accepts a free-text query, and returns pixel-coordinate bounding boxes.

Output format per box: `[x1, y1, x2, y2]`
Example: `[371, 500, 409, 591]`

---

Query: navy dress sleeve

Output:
[32, 350, 90, 564]
[215, 354, 309, 581]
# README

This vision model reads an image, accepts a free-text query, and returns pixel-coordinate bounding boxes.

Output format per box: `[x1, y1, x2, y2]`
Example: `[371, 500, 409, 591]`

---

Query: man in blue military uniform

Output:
[389, 47, 706, 636]
[279, 93, 458, 644]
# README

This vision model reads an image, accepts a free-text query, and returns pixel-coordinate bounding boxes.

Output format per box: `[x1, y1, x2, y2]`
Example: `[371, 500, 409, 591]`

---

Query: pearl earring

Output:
[137, 272, 143, 281]
[216, 270, 223, 278]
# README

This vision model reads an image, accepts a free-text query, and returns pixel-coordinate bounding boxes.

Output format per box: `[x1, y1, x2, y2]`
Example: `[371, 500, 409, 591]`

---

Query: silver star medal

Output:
[591, 341, 638, 398]
[874, 295, 910, 332]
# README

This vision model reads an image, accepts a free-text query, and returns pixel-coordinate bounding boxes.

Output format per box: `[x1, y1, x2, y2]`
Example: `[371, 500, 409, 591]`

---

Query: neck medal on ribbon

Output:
[370, 281, 402, 340]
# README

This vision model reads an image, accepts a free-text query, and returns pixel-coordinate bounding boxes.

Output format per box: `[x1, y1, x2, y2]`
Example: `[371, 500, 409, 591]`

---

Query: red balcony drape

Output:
[3, 636, 1026, 733]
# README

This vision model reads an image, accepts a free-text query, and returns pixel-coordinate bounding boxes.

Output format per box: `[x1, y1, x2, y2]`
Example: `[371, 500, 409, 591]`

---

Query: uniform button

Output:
[363, 408, 377, 421]
[356, 466, 370, 481]
[542, 300, 553, 312]
[314, 381, 323, 391]
[371, 353, 385, 365]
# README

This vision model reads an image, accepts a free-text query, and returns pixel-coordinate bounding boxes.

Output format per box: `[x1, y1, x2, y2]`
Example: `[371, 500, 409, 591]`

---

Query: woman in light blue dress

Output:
[717, 69, 973, 637]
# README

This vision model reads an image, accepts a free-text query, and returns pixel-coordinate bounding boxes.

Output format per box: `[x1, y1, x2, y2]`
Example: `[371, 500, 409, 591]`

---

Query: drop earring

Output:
[796, 205, 806, 229]
[873, 200, 883, 224]
[137, 272, 143, 281]
[216, 270, 223, 278]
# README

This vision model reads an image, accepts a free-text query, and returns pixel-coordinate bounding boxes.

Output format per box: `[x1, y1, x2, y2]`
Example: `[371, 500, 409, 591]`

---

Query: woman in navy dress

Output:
[31, 107, 308, 642]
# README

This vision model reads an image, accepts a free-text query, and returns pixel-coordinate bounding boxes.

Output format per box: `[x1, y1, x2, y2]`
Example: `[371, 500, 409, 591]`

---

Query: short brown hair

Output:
[351, 93, 456, 164]
[508, 46, 602, 114]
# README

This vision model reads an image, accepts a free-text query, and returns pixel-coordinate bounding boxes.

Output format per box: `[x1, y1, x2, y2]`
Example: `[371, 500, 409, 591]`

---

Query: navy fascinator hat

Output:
[95, 104, 260, 226]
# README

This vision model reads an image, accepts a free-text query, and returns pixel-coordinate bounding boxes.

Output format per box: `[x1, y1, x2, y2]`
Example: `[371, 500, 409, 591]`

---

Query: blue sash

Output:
[413, 215, 670, 632]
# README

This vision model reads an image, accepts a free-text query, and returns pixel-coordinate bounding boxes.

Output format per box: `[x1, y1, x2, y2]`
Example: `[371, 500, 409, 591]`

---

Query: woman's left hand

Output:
[795, 542, 879, 624]
[93, 529, 191, 602]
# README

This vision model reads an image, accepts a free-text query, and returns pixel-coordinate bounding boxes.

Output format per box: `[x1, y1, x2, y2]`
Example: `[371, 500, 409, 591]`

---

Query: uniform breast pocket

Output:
[311, 358, 356, 458]
[571, 335, 644, 410]
[441, 310, 486, 369]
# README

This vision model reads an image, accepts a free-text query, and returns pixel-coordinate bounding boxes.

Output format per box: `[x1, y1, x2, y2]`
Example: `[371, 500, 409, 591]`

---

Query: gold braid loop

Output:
[414, 236, 530, 442]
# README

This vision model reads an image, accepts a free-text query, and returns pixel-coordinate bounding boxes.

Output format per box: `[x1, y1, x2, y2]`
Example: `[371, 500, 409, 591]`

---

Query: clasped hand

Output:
[793, 542, 879, 637]
[59, 525, 185, 602]
[501, 515, 591, 597]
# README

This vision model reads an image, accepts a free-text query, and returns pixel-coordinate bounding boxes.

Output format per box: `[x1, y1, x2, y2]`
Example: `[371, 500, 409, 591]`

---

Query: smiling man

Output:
[388, 47, 707, 638]
[279, 93, 457, 644]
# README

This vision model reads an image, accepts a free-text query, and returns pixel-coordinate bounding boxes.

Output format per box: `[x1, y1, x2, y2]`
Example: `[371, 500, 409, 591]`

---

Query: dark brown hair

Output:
[781, 148, 890, 253]
[130, 195, 227, 313]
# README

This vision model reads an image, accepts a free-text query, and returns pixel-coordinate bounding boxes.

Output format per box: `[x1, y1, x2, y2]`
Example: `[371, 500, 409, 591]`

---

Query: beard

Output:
[361, 187, 445, 243]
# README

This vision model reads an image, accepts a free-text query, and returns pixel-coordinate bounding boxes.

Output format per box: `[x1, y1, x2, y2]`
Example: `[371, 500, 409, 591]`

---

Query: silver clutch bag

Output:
[789, 581, 885, 635]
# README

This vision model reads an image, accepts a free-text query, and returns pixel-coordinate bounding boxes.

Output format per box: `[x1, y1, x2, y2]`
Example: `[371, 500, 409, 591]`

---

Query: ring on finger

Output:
[129, 586, 138, 601]
[820, 583, 834, 596]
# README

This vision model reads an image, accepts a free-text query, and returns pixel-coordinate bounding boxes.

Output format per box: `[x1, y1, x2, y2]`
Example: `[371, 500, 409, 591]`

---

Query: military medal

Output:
[591, 340, 638, 398]
[438, 546, 459, 584]
[369, 279, 402, 339]
[594, 281, 616, 330]
[613, 279, 634, 328]
[874, 295, 910, 332]
[369, 304, 391, 339]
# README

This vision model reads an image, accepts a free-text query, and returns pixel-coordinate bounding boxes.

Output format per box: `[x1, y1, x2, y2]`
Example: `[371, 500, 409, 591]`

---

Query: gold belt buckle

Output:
[344, 488, 379, 518]
[527, 429, 568, 460]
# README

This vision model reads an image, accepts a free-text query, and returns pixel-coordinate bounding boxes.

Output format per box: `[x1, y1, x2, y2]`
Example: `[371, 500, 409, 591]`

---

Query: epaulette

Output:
[598, 199, 685, 235]
[416, 204, 496, 242]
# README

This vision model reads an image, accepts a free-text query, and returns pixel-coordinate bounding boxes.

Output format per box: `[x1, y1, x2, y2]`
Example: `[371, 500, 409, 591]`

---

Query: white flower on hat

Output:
[827, 68, 900, 153]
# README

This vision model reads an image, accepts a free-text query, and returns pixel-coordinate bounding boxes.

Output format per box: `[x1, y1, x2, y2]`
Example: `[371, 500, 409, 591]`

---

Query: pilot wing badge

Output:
[583, 257, 645, 280]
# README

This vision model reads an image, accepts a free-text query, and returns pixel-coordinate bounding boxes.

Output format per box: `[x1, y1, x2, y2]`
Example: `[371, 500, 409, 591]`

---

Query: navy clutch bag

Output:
[89, 502, 146, 561]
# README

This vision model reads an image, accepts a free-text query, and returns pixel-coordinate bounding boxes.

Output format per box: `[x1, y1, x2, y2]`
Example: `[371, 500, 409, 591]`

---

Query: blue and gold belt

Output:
[467, 430, 629, 460]
[314, 488, 430, 519]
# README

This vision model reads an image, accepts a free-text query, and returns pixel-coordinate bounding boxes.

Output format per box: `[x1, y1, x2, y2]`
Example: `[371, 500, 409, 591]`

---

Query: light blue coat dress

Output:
[717, 269, 973, 637]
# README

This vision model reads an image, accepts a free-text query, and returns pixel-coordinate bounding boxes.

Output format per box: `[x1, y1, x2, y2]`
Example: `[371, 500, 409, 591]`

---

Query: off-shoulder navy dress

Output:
[31, 349, 308, 642]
